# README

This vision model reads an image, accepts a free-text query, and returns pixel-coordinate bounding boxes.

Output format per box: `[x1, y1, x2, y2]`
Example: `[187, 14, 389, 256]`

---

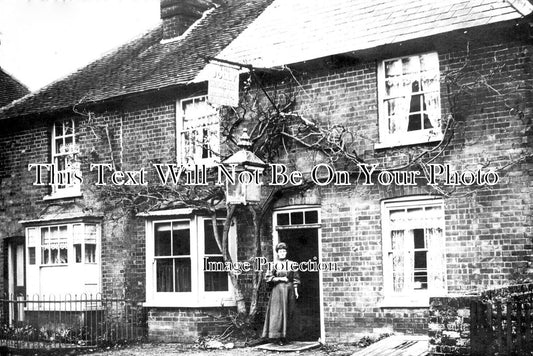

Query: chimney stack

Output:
[160, 0, 219, 40]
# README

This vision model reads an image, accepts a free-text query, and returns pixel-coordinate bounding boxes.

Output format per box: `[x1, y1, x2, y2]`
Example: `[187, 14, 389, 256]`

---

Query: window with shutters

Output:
[381, 196, 446, 307]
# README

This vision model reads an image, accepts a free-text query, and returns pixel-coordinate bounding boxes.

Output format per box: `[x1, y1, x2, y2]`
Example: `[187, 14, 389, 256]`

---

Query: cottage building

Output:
[0, 0, 532, 347]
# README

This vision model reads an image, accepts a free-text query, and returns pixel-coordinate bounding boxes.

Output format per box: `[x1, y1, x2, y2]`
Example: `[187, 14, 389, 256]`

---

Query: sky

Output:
[0, 0, 161, 91]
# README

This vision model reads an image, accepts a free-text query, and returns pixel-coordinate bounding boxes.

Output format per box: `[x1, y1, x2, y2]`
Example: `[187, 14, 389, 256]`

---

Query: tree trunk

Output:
[211, 205, 247, 315]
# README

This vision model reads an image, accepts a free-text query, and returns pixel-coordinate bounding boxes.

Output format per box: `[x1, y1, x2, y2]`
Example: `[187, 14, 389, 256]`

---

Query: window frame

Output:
[176, 95, 220, 167]
[145, 215, 236, 307]
[380, 196, 446, 307]
[47, 119, 82, 199]
[25, 221, 102, 297]
[376, 52, 443, 149]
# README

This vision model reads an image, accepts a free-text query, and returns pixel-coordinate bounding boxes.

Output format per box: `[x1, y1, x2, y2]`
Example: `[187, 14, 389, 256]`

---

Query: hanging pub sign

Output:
[208, 62, 240, 107]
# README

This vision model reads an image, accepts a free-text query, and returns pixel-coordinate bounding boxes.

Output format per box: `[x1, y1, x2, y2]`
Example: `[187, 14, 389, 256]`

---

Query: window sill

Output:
[374, 133, 443, 150]
[144, 296, 236, 308]
[44, 191, 83, 201]
[38, 264, 69, 268]
[378, 295, 430, 308]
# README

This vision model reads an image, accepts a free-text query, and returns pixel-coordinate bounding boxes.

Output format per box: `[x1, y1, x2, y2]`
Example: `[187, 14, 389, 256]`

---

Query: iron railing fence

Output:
[0, 293, 146, 352]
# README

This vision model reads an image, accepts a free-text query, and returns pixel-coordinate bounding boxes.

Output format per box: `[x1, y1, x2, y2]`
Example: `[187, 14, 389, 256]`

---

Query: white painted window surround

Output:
[145, 216, 236, 307]
[25, 222, 101, 298]
[380, 196, 446, 307]
[376, 52, 443, 149]
[46, 119, 82, 199]
[176, 96, 220, 167]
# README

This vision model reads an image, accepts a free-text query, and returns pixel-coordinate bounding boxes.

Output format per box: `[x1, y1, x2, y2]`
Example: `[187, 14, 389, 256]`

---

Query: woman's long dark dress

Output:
[262, 260, 300, 339]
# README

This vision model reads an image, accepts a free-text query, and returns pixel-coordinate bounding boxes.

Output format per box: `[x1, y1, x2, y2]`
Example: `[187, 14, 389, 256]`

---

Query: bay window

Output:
[25, 221, 101, 297]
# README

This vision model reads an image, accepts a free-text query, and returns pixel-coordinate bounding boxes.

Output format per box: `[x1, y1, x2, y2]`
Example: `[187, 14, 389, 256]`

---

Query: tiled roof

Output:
[2, 0, 530, 120]
[0, 67, 29, 108]
[212, 0, 533, 69]
[0, 0, 274, 120]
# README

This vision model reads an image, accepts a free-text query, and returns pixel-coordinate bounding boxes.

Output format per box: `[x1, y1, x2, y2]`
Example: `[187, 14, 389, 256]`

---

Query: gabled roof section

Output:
[213, 0, 533, 68]
[0, 0, 274, 120]
[0, 67, 29, 108]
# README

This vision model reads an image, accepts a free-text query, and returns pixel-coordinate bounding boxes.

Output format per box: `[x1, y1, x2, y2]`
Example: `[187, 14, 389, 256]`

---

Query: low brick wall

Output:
[429, 296, 475, 356]
[147, 307, 236, 342]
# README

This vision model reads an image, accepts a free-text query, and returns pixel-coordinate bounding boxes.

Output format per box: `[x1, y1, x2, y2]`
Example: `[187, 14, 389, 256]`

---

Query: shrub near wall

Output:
[429, 296, 474, 356]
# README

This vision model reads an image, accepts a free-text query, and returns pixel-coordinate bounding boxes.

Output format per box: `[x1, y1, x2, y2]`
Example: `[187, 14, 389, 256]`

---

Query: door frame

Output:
[272, 205, 324, 342]
[6, 235, 26, 325]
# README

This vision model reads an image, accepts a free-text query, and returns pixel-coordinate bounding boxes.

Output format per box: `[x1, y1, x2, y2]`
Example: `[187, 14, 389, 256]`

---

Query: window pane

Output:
[28, 247, 36, 265]
[413, 229, 425, 249]
[392, 253, 405, 293]
[55, 139, 63, 154]
[85, 224, 97, 243]
[172, 225, 190, 256]
[420, 53, 439, 72]
[64, 119, 73, 135]
[277, 213, 289, 226]
[409, 92, 422, 113]
[391, 230, 404, 250]
[55, 122, 63, 136]
[74, 244, 82, 263]
[64, 136, 73, 149]
[175, 258, 191, 292]
[156, 259, 174, 292]
[414, 248, 428, 290]
[414, 251, 427, 269]
[41, 228, 49, 245]
[42, 248, 49, 264]
[204, 256, 228, 292]
[305, 210, 318, 224]
[59, 225, 68, 243]
[51, 248, 58, 264]
[386, 98, 398, 116]
[385, 59, 401, 77]
[59, 247, 68, 263]
[204, 220, 223, 254]
[402, 56, 420, 75]
[154, 223, 171, 256]
[85, 244, 96, 263]
[291, 212, 304, 225]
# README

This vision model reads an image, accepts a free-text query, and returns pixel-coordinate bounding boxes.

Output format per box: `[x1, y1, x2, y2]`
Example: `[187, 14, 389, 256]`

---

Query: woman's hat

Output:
[275, 242, 288, 251]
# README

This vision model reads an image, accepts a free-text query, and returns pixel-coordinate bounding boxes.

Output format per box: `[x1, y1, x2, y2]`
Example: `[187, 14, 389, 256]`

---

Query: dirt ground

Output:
[80, 342, 362, 356]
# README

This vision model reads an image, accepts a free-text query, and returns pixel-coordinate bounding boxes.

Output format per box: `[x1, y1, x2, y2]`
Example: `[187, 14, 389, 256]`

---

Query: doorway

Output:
[273, 207, 321, 341]
[7, 236, 26, 325]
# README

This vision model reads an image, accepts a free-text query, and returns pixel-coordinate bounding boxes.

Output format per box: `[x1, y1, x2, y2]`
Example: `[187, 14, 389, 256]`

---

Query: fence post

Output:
[496, 300, 503, 355]
[525, 303, 531, 352]
[507, 301, 513, 355]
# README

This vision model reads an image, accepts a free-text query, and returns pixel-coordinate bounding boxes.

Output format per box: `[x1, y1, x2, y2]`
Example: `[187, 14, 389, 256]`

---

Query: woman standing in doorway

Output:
[262, 242, 300, 346]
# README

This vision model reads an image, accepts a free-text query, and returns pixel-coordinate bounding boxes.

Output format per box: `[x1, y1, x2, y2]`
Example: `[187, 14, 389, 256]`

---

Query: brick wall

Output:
[251, 24, 532, 341]
[0, 22, 531, 343]
[147, 307, 232, 342]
